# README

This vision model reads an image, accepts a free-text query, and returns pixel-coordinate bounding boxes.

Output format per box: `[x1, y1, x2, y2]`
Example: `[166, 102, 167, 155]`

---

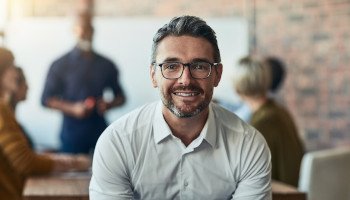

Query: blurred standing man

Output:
[41, 13, 126, 154]
[90, 15, 271, 199]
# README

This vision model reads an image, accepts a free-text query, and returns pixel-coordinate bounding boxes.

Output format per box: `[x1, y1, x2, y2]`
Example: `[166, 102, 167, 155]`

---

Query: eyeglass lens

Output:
[161, 62, 212, 79]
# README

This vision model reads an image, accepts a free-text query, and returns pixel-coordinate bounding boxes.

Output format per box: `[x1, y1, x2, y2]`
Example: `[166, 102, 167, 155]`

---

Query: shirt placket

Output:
[180, 149, 194, 200]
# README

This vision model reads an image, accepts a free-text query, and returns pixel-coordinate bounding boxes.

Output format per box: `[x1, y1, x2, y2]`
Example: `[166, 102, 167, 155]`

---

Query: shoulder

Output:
[94, 102, 159, 169]
[94, 53, 120, 76]
[253, 99, 295, 130]
[212, 103, 257, 138]
[211, 105, 271, 188]
[97, 101, 159, 144]
[49, 49, 74, 70]
[212, 103, 269, 155]
[94, 52, 117, 67]
[53, 49, 74, 63]
[111, 102, 158, 130]
[260, 99, 287, 117]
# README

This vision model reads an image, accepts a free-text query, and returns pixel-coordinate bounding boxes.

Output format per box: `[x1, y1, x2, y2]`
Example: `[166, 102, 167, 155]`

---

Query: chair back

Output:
[298, 147, 350, 200]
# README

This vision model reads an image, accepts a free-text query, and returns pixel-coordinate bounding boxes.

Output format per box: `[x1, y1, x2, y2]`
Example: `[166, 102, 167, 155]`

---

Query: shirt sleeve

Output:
[41, 61, 64, 106]
[108, 64, 125, 99]
[89, 127, 133, 199]
[231, 129, 272, 200]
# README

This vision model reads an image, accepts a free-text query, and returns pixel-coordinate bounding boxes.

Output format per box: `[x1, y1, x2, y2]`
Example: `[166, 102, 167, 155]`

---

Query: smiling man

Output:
[89, 15, 272, 200]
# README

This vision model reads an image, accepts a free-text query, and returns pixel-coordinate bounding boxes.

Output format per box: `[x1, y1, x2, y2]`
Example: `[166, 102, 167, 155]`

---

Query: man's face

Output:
[75, 24, 93, 42]
[74, 22, 94, 52]
[151, 35, 222, 118]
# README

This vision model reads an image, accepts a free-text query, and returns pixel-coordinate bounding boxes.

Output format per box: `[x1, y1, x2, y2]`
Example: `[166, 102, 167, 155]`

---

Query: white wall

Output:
[5, 17, 248, 150]
[0, 0, 6, 28]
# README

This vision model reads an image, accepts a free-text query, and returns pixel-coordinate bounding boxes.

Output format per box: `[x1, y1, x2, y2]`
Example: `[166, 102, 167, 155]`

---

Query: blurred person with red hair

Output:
[0, 47, 91, 200]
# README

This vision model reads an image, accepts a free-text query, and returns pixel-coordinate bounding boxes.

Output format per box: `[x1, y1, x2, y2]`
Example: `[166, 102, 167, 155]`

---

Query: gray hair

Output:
[151, 15, 221, 63]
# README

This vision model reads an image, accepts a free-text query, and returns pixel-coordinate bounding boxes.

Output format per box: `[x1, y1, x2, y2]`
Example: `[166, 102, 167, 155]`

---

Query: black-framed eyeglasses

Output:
[154, 61, 219, 79]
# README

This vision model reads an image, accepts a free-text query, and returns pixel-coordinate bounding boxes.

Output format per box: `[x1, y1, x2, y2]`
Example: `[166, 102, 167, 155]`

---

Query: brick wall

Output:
[254, 0, 350, 151]
[7, 0, 350, 151]
[8, 0, 246, 17]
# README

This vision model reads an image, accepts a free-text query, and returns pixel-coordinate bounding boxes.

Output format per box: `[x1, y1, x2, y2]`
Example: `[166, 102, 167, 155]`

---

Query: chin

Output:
[171, 103, 206, 118]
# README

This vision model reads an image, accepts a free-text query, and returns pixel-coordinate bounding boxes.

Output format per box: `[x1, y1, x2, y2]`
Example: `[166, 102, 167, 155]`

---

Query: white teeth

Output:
[175, 92, 197, 96]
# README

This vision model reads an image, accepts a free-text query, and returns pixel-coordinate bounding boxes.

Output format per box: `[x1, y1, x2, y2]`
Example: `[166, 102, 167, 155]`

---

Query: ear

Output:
[150, 65, 158, 88]
[213, 64, 223, 87]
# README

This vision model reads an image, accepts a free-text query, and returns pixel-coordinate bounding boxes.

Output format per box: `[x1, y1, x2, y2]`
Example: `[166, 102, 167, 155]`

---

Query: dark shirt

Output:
[41, 47, 125, 154]
[250, 99, 304, 187]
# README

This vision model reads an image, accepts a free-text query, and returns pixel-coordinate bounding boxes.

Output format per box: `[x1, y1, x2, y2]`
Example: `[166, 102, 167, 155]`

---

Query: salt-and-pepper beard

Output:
[159, 85, 212, 118]
[77, 39, 92, 52]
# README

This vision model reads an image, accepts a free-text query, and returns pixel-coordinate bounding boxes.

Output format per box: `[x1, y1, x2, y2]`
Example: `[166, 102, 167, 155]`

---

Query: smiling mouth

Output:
[173, 92, 200, 97]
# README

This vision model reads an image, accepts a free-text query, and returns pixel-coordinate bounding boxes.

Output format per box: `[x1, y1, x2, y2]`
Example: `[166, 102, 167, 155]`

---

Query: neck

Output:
[244, 95, 268, 112]
[77, 47, 92, 54]
[163, 107, 209, 146]
[0, 93, 11, 104]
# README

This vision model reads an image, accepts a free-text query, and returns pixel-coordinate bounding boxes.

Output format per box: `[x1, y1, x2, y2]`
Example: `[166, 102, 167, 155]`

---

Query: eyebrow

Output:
[161, 57, 212, 63]
[162, 57, 180, 62]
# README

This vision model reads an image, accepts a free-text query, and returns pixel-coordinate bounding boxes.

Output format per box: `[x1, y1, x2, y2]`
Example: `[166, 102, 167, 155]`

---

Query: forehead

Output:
[155, 35, 214, 62]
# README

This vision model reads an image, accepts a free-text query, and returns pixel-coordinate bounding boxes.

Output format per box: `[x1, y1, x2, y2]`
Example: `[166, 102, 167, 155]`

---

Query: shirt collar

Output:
[71, 46, 95, 58]
[153, 101, 217, 148]
[203, 103, 217, 148]
[153, 101, 172, 144]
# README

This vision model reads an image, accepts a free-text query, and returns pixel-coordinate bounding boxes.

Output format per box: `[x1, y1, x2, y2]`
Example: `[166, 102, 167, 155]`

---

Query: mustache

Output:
[171, 85, 203, 93]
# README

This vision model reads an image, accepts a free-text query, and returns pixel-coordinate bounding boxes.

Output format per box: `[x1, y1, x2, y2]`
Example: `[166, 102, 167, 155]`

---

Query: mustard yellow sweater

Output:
[0, 101, 54, 200]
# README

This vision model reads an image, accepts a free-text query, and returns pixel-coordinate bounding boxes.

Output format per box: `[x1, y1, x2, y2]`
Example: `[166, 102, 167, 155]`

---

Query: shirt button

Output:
[184, 181, 189, 187]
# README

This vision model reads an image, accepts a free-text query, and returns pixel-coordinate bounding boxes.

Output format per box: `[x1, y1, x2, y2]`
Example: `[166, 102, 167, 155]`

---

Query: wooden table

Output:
[23, 171, 90, 200]
[272, 180, 307, 200]
[23, 173, 306, 200]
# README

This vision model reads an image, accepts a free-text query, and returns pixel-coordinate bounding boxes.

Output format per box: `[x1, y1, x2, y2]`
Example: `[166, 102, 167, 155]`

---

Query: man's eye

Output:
[164, 63, 179, 70]
[195, 65, 204, 70]
[191, 63, 209, 70]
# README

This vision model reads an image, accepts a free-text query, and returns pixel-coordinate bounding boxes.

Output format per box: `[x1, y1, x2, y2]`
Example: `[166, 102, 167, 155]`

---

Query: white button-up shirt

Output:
[90, 101, 271, 200]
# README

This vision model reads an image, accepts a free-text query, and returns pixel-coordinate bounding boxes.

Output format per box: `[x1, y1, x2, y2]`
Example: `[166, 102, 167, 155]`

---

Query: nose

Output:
[177, 66, 192, 85]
